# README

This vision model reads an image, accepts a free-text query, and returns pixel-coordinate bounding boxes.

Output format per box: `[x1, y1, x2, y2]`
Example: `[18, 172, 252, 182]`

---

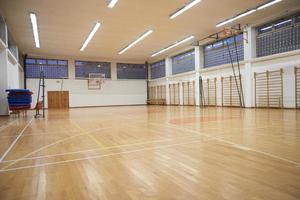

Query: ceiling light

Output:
[216, 0, 283, 27]
[119, 30, 153, 54]
[170, 0, 202, 19]
[274, 19, 292, 27]
[80, 22, 101, 51]
[29, 13, 40, 48]
[216, 9, 256, 27]
[261, 26, 273, 31]
[257, 0, 282, 10]
[151, 36, 195, 57]
[108, 0, 119, 8]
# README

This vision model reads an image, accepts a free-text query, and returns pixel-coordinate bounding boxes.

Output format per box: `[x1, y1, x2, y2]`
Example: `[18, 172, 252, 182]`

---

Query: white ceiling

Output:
[0, 0, 299, 63]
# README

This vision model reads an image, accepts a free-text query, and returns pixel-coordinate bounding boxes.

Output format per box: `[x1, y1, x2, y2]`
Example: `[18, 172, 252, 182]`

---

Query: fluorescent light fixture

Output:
[80, 22, 101, 51]
[216, 9, 256, 27]
[108, 0, 119, 8]
[151, 35, 195, 57]
[170, 0, 202, 19]
[257, 0, 282, 10]
[261, 26, 273, 31]
[216, 0, 283, 27]
[274, 19, 292, 27]
[118, 30, 153, 54]
[29, 13, 40, 48]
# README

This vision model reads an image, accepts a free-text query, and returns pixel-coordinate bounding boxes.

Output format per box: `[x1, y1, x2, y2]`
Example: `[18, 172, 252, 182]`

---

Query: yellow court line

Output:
[71, 121, 106, 148]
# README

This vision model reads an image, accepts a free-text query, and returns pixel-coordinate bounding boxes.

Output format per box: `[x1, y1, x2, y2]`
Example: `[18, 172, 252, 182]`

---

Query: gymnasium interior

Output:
[0, 0, 300, 199]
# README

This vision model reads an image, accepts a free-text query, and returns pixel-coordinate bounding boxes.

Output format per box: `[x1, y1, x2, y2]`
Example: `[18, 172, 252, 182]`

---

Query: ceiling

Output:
[0, 0, 299, 63]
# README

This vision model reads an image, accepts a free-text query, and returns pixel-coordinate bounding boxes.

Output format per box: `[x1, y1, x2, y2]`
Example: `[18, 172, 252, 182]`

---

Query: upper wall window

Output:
[0, 16, 6, 44]
[117, 63, 147, 79]
[25, 58, 68, 79]
[151, 60, 165, 79]
[204, 34, 244, 68]
[256, 13, 300, 57]
[172, 50, 195, 75]
[75, 61, 111, 79]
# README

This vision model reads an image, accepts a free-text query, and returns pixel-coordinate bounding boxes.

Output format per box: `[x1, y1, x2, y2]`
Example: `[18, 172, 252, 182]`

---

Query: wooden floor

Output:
[0, 106, 300, 200]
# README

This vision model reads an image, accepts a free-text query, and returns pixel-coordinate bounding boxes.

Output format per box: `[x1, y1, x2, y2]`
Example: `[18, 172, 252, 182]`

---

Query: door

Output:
[48, 91, 69, 109]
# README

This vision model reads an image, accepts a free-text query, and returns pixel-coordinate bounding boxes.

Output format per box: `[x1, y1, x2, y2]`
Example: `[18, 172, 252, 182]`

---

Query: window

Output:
[117, 63, 147, 79]
[256, 13, 300, 57]
[0, 16, 6, 44]
[25, 58, 68, 79]
[204, 34, 244, 68]
[75, 61, 111, 79]
[151, 60, 165, 79]
[172, 50, 195, 75]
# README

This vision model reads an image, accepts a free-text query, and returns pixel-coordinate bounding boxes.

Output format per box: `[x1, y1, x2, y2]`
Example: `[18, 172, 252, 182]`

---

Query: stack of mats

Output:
[6, 89, 33, 111]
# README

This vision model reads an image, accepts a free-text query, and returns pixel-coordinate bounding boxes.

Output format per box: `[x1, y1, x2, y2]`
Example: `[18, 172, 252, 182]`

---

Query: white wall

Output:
[0, 48, 8, 115]
[26, 59, 147, 108]
[7, 58, 20, 89]
[27, 79, 147, 108]
[0, 45, 23, 115]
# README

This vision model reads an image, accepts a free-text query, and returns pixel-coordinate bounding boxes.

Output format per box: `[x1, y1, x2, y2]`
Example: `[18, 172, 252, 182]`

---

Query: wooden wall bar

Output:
[254, 69, 283, 108]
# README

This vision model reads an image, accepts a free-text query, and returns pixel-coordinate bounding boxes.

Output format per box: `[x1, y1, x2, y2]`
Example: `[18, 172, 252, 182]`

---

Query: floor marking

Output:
[0, 117, 34, 162]
[0, 127, 112, 170]
[0, 139, 205, 172]
[71, 121, 105, 148]
[0, 133, 213, 163]
[0, 130, 81, 138]
[231, 144, 251, 151]
[143, 121, 300, 166]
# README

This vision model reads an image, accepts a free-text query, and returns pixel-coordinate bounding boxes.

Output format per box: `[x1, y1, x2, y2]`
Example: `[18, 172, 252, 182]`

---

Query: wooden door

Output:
[48, 91, 69, 109]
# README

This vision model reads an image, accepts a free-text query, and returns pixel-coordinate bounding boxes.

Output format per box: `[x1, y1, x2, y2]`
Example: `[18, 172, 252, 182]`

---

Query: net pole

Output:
[225, 38, 243, 108]
[233, 35, 245, 107]
[146, 62, 149, 101]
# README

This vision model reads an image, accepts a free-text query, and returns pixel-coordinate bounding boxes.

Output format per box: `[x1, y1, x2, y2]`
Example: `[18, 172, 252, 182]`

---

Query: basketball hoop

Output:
[220, 28, 233, 39]
[88, 73, 105, 90]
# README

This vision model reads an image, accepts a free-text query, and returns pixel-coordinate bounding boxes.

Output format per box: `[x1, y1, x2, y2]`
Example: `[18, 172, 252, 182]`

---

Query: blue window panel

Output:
[58, 60, 68, 65]
[172, 50, 195, 75]
[75, 61, 111, 78]
[36, 59, 47, 65]
[48, 60, 57, 65]
[151, 60, 165, 79]
[117, 63, 147, 79]
[25, 59, 36, 64]
[204, 34, 244, 68]
[257, 13, 300, 57]
[25, 58, 68, 79]
[26, 65, 68, 79]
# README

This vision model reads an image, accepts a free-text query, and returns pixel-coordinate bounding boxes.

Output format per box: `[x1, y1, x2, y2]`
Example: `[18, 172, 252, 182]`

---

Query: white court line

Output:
[0, 117, 34, 162]
[0, 127, 113, 170]
[0, 130, 81, 138]
[145, 121, 300, 166]
[0, 139, 204, 172]
[0, 133, 217, 164]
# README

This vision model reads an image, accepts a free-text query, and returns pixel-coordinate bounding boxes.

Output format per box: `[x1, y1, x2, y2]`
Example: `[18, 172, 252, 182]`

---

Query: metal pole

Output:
[225, 39, 243, 108]
[145, 62, 149, 101]
[42, 72, 45, 118]
[23, 54, 28, 89]
[233, 36, 245, 107]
